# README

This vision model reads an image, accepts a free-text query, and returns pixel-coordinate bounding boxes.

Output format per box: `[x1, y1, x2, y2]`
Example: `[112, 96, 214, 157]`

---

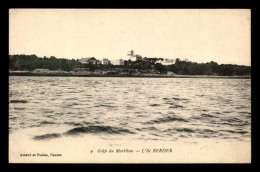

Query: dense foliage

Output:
[9, 54, 83, 71]
[9, 55, 251, 76]
[162, 59, 251, 76]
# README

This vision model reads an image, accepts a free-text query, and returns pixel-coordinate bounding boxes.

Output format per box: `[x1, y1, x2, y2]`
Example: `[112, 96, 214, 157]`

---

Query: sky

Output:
[9, 9, 251, 66]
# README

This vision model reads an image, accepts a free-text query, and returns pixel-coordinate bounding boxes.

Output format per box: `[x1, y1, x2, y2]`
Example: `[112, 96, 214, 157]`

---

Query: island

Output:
[9, 54, 251, 79]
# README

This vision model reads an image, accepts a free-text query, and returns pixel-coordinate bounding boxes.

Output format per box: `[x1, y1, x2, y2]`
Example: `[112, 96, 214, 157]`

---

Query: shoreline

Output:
[9, 72, 251, 79]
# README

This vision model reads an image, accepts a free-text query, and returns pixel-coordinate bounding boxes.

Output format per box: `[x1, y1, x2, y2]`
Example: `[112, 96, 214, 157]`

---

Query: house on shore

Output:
[79, 57, 101, 65]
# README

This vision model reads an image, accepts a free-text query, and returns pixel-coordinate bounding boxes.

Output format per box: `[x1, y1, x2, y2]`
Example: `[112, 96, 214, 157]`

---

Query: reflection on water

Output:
[9, 76, 251, 143]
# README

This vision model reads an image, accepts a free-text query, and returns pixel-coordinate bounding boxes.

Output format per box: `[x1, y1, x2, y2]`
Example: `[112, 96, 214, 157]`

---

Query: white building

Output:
[110, 59, 120, 65]
[156, 58, 176, 65]
[110, 59, 125, 65]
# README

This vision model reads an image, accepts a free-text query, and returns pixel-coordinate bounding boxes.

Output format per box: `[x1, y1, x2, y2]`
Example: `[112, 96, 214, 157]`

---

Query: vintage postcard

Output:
[9, 9, 251, 163]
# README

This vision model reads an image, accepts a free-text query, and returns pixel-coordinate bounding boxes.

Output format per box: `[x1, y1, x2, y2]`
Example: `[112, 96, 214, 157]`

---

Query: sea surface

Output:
[9, 76, 251, 143]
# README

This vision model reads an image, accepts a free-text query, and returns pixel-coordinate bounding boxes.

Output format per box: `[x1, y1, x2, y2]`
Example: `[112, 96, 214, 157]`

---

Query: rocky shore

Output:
[9, 70, 251, 79]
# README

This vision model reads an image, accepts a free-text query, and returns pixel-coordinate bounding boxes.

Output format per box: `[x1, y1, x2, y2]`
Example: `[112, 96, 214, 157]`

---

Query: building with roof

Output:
[79, 57, 101, 65]
[103, 58, 111, 65]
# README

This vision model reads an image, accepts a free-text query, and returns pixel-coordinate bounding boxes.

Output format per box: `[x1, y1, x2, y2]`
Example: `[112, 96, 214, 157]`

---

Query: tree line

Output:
[154, 59, 251, 76]
[9, 54, 251, 76]
[9, 54, 84, 71]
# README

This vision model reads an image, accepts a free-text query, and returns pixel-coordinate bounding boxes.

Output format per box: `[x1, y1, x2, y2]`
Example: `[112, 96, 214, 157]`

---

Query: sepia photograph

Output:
[8, 9, 251, 163]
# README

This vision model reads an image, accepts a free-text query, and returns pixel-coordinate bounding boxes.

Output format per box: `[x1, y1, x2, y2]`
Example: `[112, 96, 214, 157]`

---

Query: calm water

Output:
[9, 76, 251, 143]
